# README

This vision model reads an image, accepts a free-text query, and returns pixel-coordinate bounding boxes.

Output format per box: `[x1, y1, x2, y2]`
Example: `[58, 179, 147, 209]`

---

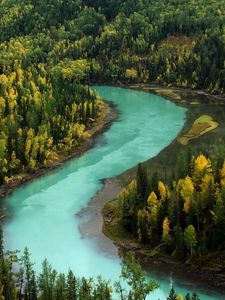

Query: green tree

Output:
[136, 163, 148, 203]
[38, 259, 57, 300]
[66, 270, 77, 300]
[118, 252, 158, 300]
[167, 287, 177, 300]
[184, 225, 197, 256]
[21, 247, 34, 300]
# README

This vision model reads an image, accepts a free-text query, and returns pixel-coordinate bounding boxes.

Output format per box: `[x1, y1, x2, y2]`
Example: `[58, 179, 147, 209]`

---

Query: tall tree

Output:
[136, 163, 148, 204]
[119, 252, 158, 300]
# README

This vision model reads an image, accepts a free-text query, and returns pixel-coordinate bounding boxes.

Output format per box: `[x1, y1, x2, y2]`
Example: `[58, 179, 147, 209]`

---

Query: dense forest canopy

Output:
[115, 144, 225, 262]
[0, 0, 225, 183]
[0, 0, 224, 90]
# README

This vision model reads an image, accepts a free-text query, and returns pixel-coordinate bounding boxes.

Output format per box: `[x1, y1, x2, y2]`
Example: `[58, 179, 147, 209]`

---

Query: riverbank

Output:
[102, 197, 225, 291]
[0, 100, 118, 206]
[125, 83, 225, 104]
[96, 82, 225, 105]
[80, 84, 225, 291]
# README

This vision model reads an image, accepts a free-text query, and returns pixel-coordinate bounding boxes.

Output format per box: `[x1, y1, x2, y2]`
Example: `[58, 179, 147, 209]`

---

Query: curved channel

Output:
[3, 86, 222, 299]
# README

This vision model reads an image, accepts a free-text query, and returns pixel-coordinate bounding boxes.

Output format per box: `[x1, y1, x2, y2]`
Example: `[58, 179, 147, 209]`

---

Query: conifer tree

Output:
[136, 163, 148, 203]
[167, 287, 177, 300]
[66, 270, 77, 300]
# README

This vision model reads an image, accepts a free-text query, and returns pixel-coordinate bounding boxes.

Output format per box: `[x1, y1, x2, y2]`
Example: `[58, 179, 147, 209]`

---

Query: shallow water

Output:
[3, 86, 223, 299]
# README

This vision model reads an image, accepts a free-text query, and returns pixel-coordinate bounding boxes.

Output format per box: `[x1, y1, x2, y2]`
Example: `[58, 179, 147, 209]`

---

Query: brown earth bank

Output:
[0, 101, 118, 217]
[79, 83, 225, 292]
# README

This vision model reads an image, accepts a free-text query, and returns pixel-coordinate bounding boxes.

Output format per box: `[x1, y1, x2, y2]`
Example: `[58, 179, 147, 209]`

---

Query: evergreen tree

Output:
[66, 270, 77, 300]
[136, 163, 148, 204]
[192, 292, 200, 300]
[167, 287, 177, 300]
[185, 293, 191, 300]
[21, 247, 34, 300]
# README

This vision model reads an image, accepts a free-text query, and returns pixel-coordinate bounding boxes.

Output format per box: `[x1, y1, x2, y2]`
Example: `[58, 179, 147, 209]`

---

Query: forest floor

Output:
[80, 83, 225, 291]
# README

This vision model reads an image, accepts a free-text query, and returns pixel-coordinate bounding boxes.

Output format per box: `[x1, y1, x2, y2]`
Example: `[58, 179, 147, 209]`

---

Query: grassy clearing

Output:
[178, 115, 219, 145]
[155, 88, 182, 100]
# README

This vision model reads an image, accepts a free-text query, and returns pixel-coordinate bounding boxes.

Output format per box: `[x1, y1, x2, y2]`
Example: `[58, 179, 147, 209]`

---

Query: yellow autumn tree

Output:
[195, 154, 212, 172]
[176, 178, 184, 194]
[162, 217, 171, 245]
[147, 192, 158, 225]
[9, 151, 21, 172]
[117, 180, 137, 220]
[25, 129, 34, 163]
[181, 176, 194, 213]
[200, 173, 215, 208]
[193, 154, 212, 184]
[221, 161, 225, 186]
[28, 157, 36, 170]
[0, 97, 6, 115]
[158, 180, 167, 201]
[137, 208, 150, 243]
[125, 68, 138, 81]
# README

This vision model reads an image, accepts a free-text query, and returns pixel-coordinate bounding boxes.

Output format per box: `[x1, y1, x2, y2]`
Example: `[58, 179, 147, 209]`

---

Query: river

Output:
[3, 86, 223, 299]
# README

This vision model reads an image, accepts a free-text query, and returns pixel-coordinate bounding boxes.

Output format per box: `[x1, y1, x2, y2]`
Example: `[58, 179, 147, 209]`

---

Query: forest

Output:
[116, 143, 225, 263]
[0, 0, 225, 184]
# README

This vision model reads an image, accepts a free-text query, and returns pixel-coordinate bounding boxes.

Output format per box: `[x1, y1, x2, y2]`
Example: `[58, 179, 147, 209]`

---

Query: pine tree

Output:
[55, 273, 66, 300]
[22, 247, 34, 300]
[185, 293, 191, 300]
[150, 172, 158, 193]
[167, 287, 177, 300]
[30, 271, 37, 300]
[66, 270, 77, 300]
[136, 163, 148, 203]
[38, 259, 57, 300]
[174, 226, 185, 260]
[191, 292, 200, 300]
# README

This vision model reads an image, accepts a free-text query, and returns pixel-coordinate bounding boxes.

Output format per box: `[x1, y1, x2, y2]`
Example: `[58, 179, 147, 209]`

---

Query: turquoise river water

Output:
[3, 87, 223, 299]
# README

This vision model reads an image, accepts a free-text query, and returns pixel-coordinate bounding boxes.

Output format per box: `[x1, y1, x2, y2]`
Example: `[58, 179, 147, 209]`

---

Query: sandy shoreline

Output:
[77, 178, 123, 257]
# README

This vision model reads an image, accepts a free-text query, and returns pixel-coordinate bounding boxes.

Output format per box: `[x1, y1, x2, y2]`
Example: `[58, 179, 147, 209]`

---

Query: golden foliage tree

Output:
[181, 176, 194, 213]
[158, 180, 167, 201]
[162, 217, 171, 245]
